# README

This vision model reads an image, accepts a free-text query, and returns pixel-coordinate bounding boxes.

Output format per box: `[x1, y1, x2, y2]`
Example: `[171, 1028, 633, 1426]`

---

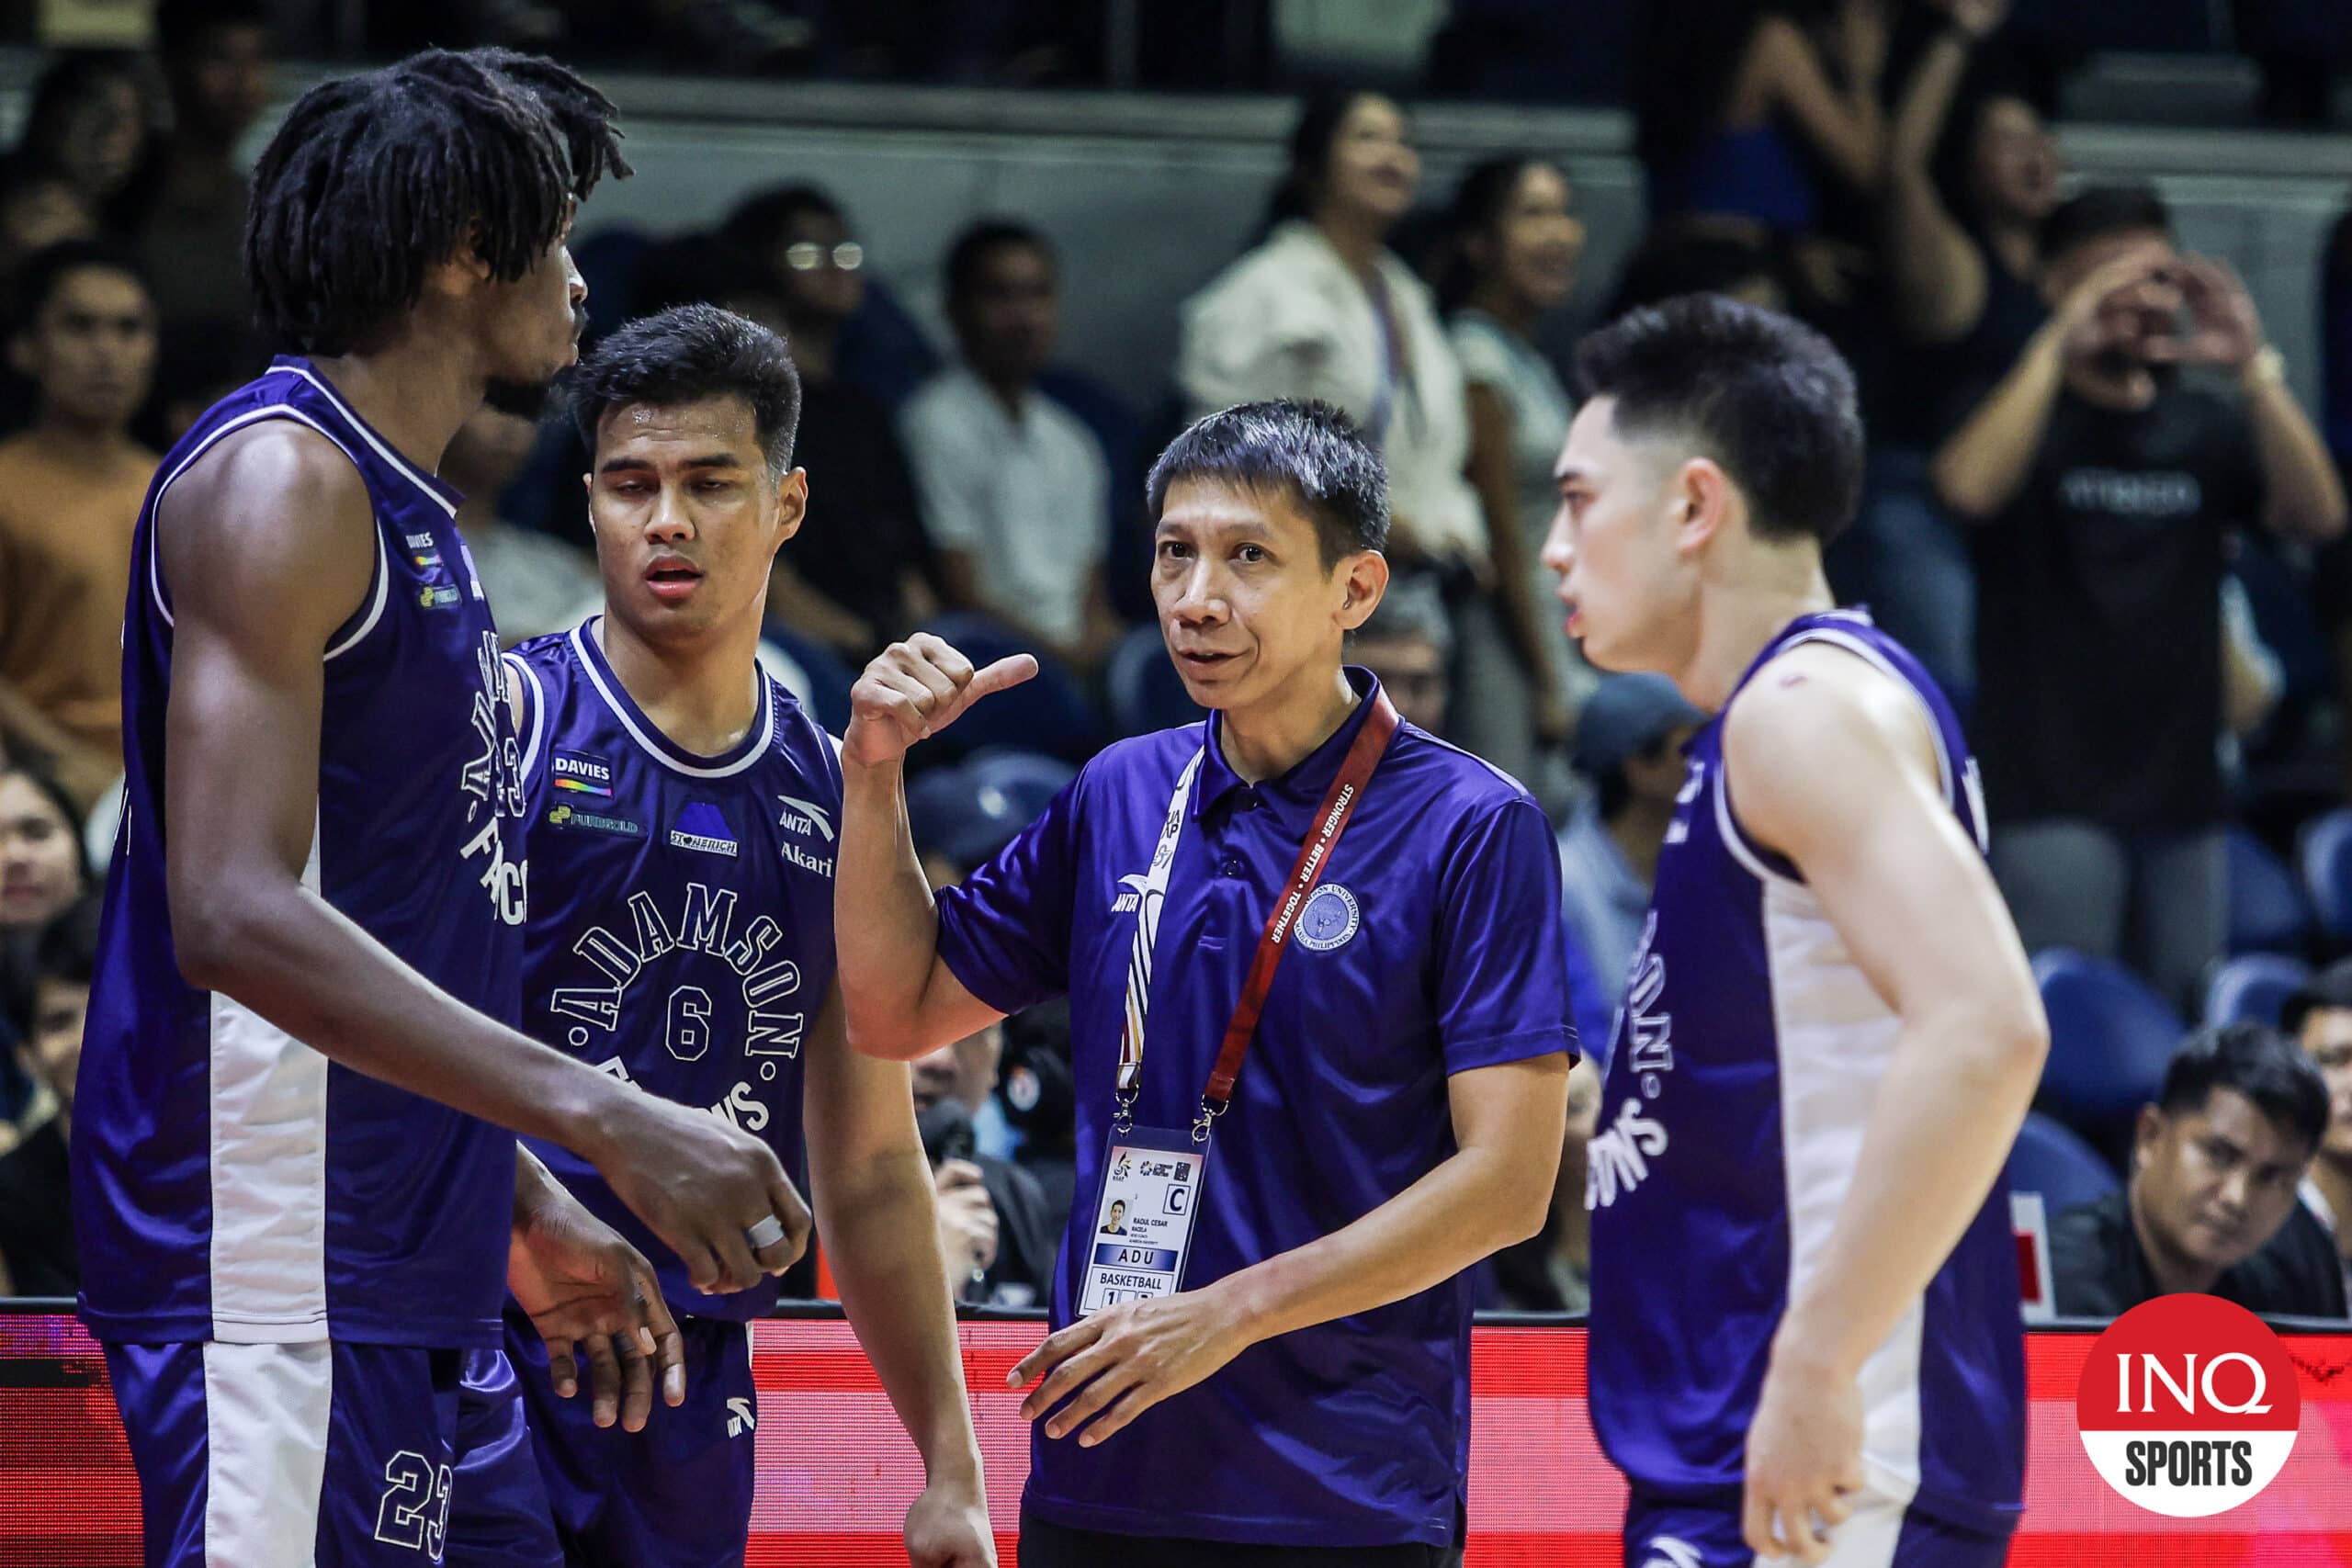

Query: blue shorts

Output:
[103, 1337, 474, 1567]
[445, 1303, 756, 1568]
[1623, 1488, 2012, 1568]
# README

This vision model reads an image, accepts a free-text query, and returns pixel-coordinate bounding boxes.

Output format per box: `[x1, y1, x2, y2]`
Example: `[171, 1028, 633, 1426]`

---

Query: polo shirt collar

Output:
[1193, 666, 1384, 820]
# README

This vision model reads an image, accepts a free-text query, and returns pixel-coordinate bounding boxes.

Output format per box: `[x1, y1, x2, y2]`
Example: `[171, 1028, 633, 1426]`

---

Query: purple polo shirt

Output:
[934, 669, 1575, 1548]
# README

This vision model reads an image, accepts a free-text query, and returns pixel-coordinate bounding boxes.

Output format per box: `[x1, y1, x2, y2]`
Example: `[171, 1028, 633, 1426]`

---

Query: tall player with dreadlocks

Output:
[74, 51, 812, 1563]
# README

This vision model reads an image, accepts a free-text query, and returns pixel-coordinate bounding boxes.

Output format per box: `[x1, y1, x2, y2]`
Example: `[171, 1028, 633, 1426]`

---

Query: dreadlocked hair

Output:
[244, 48, 629, 355]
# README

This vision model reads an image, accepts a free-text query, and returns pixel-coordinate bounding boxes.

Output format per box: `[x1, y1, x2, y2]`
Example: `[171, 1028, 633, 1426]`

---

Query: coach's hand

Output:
[844, 634, 1037, 768]
[509, 1175, 684, 1433]
[590, 1089, 813, 1297]
[1010, 1289, 1249, 1447]
[1741, 1339, 1866, 1565]
[904, 1475, 996, 1568]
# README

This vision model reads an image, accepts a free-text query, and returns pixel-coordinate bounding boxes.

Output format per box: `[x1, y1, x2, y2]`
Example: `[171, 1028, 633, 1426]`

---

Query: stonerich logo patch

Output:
[2076, 1292, 2301, 1517]
[669, 799, 739, 858]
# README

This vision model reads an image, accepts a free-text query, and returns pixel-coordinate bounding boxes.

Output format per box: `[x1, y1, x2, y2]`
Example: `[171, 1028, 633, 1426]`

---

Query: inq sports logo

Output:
[2075, 1293, 2301, 1517]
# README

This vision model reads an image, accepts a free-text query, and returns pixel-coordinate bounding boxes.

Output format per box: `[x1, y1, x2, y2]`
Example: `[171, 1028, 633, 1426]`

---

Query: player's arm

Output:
[157, 424, 807, 1296]
[1723, 644, 2048, 1563]
[836, 635, 1036, 1060]
[801, 983, 993, 1566]
[1012, 1052, 1567, 1445]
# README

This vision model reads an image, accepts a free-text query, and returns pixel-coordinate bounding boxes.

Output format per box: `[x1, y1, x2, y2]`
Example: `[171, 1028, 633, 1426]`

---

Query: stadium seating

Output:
[2007, 1111, 2122, 1219]
[1104, 623, 1203, 739]
[2227, 824, 2312, 954]
[2202, 952, 2311, 1029]
[2032, 949, 2186, 1129]
[2298, 807, 2352, 940]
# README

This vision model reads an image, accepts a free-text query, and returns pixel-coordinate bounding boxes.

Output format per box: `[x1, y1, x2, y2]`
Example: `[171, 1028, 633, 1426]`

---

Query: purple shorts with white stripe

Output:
[103, 1338, 499, 1566]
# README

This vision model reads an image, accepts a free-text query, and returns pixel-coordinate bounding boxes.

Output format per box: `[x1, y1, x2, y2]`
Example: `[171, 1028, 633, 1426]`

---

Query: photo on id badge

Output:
[1079, 1126, 1206, 1316]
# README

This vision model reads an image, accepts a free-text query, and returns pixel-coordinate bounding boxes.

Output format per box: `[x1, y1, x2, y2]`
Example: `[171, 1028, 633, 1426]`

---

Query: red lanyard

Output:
[1192, 689, 1400, 1139]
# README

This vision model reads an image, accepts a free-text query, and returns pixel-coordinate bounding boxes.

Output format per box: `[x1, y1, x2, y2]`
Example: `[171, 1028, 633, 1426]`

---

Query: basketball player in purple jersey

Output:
[1544, 298, 2050, 1568]
[74, 52, 809, 1564]
[448, 306, 992, 1567]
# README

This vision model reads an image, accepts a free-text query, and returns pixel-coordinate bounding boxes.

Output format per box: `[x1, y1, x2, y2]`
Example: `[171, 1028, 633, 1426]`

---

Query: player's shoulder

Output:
[505, 625, 582, 675]
[1726, 640, 1923, 755]
[760, 674, 842, 793]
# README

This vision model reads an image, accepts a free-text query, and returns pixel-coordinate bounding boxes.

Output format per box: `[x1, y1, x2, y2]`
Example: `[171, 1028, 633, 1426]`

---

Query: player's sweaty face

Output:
[587, 394, 801, 642]
[1152, 478, 1353, 713]
[483, 213, 587, 389]
[1543, 396, 1689, 675]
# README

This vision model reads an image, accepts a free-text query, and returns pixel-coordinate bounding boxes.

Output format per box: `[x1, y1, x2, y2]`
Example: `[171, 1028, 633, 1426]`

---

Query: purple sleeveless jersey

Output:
[506, 619, 839, 1320]
[1585, 609, 2026, 1536]
[74, 359, 529, 1348]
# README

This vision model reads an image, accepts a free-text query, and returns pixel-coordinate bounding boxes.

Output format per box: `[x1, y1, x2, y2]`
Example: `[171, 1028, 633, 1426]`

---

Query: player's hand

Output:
[1741, 1342, 1866, 1565]
[587, 1089, 812, 1296]
[903, 1473, 996, 1567]
[1010, 1287, 1250, 1447]
[2154, 254, 2265, 371]
[843, 634, 1036, 768]
[508, 1177, 684, 1433]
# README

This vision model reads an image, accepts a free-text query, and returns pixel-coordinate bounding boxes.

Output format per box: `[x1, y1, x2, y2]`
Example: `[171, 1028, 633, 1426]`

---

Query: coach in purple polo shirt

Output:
[836, 400, 1575, 1567]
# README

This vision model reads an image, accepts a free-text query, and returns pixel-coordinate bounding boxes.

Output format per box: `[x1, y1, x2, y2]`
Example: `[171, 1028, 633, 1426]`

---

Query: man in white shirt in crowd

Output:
[900, 220, 1120, 673]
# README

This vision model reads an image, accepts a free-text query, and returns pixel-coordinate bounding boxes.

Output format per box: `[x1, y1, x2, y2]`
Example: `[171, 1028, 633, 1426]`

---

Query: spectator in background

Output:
[2285, 963, 2352, 1301]
[2050, 1023, 2345, 1317]
[1, 763, 88, 960]
[7, 52, 154, 237]
[1181, 88, 1535, 784]
[724, 187, 936, 661]
[1934, 187, 2348, 1009]
[722, 182, 941, 410]
[0, 243, 159, 808]
[0, 894, 96, 1296]
[1442, 154, 1589, 753]
[139, 0, 272, 331]
[1606, 231, 1791, 319]
[440, 407, 600, 644]
[903, 220, 1118, 673]
[0, 164, 97, 302]
[2317, 201, 2352, 791]
[1555, 674, 1705, 999]
[1630, 0, 1885, 265]
[1348, 575, 1452, 735]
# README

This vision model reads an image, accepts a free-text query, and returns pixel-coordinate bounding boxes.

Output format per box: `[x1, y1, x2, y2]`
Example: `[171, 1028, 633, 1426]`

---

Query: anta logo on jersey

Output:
[459, 630, 527, 925]
[670, 800, 739, 858]
[1112, 873, 1149, 915]
[776, 794, 835, 843]
[550, 880, 807, 1065]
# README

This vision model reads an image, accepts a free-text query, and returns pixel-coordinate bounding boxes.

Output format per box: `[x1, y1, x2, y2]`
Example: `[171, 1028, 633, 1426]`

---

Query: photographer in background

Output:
[913, 1021, 1057, 1307]
[1933, 186, 2347, 1010]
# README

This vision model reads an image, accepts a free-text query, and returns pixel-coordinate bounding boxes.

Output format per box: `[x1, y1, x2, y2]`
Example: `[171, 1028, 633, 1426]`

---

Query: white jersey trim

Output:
[207, 814, 332, 1341]
[322, 525, 390, 662]
[267, 364, 459, 518]
[569, 620, 776, 780]
[201, 1340, 334, 1565]
[506, 651, 550, 784]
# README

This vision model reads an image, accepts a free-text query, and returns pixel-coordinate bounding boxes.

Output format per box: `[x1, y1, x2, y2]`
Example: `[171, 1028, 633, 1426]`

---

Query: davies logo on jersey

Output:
[670, 800, 740, 858]
[549, 879, 808, 1068]
[552, 750, 616, 798]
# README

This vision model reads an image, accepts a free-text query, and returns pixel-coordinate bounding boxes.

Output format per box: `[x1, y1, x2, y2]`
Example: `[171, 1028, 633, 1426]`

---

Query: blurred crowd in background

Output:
[7, 0, 2352, 1323]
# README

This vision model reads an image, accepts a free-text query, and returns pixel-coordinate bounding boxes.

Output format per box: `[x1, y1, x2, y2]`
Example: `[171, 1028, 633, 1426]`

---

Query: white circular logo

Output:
[1295, 884, 1361, 953]
[2076, 1293, 2301, 1517]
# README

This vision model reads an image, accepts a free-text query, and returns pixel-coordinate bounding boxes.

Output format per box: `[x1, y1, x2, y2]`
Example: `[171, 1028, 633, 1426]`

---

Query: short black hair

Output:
[569, 303, 802, 476]
[12, 239, 150, 334]
[1146, 400, 1387, 569]
[16, 51, 147, 181]
[0, 761, 88, 894]
[1575, 293, 1863, 545]
[628, 233, 779, 320]
[2283, 958, 2352, 1037]
[245, 48, 628, 355]
[2157, 1022, 2331, 1156]
[2041, 184, 2172, 268]
[718, 184, 844, 259]
[944, 219, 1052, 307]
[155, 0, 268, 57]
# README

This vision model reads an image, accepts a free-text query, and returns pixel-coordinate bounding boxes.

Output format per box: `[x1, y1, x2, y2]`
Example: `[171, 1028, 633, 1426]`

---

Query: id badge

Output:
[1076, 1125, 1207, 1317]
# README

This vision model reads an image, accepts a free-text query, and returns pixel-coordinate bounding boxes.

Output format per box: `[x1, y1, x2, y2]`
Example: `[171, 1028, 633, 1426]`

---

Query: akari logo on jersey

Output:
[775, 794, 834, 843]
[669, 800, 740, 858]
[552, 750, 615, 797]
[2076, 1293, 2301, 1517]
[1294, 883, 1361, 952]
